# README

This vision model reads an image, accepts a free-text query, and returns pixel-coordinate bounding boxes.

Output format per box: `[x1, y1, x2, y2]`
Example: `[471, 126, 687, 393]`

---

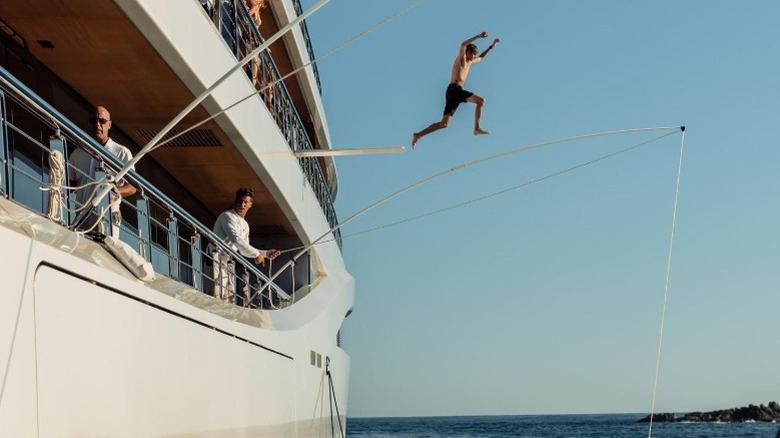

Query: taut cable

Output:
[647, 127, 686, 437]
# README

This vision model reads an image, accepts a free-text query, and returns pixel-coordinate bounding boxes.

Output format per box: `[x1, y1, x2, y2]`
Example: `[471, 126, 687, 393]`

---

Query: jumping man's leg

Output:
[412, 115, 452, 149]
[468, 94, 489, 135]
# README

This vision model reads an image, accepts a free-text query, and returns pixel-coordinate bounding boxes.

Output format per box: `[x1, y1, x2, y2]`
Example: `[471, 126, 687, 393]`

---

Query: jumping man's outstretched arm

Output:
[479, 38, 500, 59]
[460, 31, 488, 54]
[462, 31, 488, 47]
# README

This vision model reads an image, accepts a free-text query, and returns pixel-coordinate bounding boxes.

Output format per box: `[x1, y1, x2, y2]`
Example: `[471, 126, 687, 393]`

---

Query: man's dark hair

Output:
[466, 43, 478, 55]
[235, 187, 254, 201]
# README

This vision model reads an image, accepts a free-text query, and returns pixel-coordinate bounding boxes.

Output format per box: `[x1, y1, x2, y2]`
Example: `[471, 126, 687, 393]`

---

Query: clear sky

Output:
[301, 0, 780, 417]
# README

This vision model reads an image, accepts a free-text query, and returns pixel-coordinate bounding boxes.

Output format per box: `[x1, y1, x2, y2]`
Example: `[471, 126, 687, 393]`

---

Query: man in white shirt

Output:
[212, 187, 281, 304]
[68, 105, 136, 233]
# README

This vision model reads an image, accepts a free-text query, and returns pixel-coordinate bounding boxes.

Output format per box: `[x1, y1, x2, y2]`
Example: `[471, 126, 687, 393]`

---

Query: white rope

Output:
[249, 126, 683, 303]
[277, 130, 680, 254]
[45, 150, 66, 222]
[40, 152, 111, 220]
[41, 169, 104, 201]
[71, 180, 118, 235]
[647, 128, 686, 438]
[346, 131, 680, 242]
[152, 0, 428, 150]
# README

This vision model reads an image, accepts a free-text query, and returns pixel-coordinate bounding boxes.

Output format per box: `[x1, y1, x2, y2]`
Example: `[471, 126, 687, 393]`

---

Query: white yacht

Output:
[0, 0, 353, 436]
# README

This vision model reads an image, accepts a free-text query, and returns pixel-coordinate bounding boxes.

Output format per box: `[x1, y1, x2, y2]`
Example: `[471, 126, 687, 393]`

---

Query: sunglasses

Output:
[88, 116, 110, 125]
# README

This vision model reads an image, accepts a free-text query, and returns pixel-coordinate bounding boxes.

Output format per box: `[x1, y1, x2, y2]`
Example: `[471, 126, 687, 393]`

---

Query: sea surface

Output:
[345, 414, 780, 437]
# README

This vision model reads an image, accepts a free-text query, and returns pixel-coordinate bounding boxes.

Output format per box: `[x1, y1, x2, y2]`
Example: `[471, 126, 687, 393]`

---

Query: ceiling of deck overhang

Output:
[0, 0, 309, 235]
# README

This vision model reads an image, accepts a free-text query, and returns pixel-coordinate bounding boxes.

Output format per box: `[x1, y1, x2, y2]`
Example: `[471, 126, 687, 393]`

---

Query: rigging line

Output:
[310, 367, 328, 431]
[647, 128, 686, 438]
[83, 0, 332, 214]
[342, 131, 680, 242]
[327, 363, 335, 437]
[327, 360, 346, 438]
[152, 0, 429, 151]
[277, 130, 679, 253]
[0, 241, 35, 409]
[249, 126, 683, 302]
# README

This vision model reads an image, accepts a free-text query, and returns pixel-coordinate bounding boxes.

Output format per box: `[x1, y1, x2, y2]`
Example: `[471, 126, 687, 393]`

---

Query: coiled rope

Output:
[41, 149, 112, 232]
[45, 149, 66, 222]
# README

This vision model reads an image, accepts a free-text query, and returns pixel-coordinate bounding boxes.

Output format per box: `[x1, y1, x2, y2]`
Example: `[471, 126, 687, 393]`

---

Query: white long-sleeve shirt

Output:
[212, 209, 266, 258]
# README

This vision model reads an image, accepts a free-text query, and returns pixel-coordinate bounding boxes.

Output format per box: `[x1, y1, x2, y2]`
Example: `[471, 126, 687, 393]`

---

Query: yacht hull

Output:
[0, 200, 352, 437]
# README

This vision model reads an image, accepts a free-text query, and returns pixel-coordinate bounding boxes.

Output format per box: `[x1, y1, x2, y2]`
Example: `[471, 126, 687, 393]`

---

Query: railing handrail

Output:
[0, 64, 288, 298]
[290, 0, 322, 95]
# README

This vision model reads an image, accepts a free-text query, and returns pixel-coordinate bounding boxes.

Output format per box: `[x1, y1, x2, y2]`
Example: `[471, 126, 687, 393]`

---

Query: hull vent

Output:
[135, 128, 222, 147]
[251, 224, 287, 235]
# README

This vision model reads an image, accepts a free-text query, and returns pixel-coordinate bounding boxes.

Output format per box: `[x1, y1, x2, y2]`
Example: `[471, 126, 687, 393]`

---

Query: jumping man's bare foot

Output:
[474, 128, 490, 136]
[411, 133, 420, 149]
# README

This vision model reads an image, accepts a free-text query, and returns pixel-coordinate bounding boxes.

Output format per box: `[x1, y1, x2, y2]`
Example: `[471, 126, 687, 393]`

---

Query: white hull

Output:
[0, 200, 353, 437]
[0, 0, 355, 434]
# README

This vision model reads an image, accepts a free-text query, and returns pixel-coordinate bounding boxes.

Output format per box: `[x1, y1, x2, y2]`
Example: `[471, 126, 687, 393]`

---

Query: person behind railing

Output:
[68, 105, 137, 234]
[244, 0, 274, 107]
[218, 0, 237, 50]
[245, 0, 265, 28]
[212, 187, 280, 305]
[199, 0, 215, 19]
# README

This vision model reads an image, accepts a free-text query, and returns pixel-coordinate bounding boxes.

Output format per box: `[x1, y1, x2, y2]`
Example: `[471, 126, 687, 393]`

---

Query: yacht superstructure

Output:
[0, 0, 353, 436]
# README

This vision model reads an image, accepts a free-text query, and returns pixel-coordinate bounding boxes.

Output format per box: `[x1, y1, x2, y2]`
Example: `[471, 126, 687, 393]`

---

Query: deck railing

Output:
[200, 0, 341, 249]
[0, 65, 307, 309]
[290, 0, 322, 95]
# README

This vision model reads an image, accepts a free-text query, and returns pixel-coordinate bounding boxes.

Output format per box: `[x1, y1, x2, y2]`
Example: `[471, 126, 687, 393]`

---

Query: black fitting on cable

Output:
[680, 126, 685, 132]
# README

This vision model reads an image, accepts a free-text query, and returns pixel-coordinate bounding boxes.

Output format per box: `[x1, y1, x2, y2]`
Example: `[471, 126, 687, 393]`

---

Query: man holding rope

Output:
[69, 105, 137, 234]
[412, 31, 500, 149]
[211, 187, 281, 305]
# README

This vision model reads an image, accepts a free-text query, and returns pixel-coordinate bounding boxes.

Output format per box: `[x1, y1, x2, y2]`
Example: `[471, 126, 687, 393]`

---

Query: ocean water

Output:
[345, 414, 780, 437]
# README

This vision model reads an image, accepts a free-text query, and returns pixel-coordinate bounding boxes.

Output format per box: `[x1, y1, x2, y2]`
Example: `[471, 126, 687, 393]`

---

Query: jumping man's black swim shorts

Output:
[443, 83, 474, 117]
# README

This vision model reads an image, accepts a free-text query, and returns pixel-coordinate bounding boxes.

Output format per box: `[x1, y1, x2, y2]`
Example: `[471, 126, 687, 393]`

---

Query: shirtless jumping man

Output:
[412, 31, 500, 149]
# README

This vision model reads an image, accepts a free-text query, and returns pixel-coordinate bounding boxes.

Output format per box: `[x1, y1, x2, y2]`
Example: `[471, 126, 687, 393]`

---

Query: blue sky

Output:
[301, 0, 780, 417]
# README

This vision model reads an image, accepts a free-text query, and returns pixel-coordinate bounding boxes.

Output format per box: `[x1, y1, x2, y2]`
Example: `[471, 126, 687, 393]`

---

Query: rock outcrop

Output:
[638, 401, 780, 423]
[637, 412, 675, 423]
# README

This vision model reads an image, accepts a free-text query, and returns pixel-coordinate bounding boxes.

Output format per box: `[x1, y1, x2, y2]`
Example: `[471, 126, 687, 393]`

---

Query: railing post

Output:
[190, 232, 202, 291]
[109, 199, 122, 240]
[94, 166, 110, 234]
[136, 190, 151, 261]
[0, 92, 9, 197]
[231, 259, 239, 306]
[241, 267, 250, 307]
[233, 0, 240, 58]
[48, 129, 67, 225]
[167, 213, 179, 279]
[214, 247, 224, 300]
[289, 257, 296, 304]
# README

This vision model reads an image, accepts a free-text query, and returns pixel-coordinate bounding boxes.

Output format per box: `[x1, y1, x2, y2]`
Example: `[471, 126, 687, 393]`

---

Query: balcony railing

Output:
[0, 65, 309, 309]
[290, 0, 322, 95]
[200, 0, 340, 249]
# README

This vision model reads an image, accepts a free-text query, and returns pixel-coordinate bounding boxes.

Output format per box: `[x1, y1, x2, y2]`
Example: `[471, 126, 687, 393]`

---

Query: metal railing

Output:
[199, 0, 341, 249]
[290, 0, 322, 95]
[0, 65, 304, 309]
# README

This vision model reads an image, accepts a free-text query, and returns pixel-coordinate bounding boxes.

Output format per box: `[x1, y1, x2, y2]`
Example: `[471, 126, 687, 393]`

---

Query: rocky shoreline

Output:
[638, 401, 780, 423]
